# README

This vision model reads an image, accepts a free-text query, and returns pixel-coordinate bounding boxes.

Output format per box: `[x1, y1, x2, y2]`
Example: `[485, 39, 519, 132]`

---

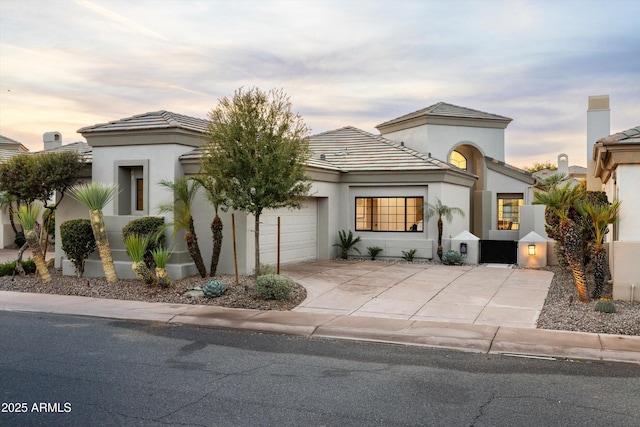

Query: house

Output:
[51, 102, 541, 279]
[592, 125, 640, 302]
[0, 135, 30, 247]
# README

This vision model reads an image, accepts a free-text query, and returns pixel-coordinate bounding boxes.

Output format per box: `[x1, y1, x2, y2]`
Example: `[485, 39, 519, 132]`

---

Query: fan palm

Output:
[14, 203, 51, 282]
[576, 199, 621, 299]
[158, 178, 207, 278]
[534, 182, 588, 301]
[425, 198, 465, 261]
[70, 182, 118, 283]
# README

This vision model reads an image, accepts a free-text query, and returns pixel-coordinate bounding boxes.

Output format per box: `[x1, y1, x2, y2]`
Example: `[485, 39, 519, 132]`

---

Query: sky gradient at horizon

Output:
[1, 0, 638, 169]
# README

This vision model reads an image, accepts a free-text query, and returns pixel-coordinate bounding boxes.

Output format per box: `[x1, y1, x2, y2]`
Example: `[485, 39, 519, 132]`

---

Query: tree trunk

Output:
[90, 209, 118, 283]
[210, 215, 223, 277]
[591, 244, 606, 299]
[254, 213, 261, 277]
[24, 229, 51, 282]
[156, 267, 171, 288]
[437, 217, 444, 261]
[12, 242, 28, 278]
[186, 217, 207, 278]
[561, 218, 589, 302]
[132, 261, 154, 285]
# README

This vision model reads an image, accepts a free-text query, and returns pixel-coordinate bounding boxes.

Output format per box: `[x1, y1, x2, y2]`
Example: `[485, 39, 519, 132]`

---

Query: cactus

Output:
[594, 298, 616, 314]
[203, 279, 227, 298]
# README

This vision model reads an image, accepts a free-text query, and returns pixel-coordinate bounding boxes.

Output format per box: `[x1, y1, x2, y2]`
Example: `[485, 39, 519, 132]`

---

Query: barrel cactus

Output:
[594, 298, 616, 314]
[203, 279, 227, 298]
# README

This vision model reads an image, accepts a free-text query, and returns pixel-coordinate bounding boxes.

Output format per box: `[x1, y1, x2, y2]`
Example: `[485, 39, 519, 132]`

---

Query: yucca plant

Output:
[124, 234, 154, 285]
[151, 246, 173, 288]
[70, 182, 118, 283]
[15, 203, 51, 282]
[535, 182, 588, 302]
[576, 199, 621, 299]
[333, 230, 361, 259]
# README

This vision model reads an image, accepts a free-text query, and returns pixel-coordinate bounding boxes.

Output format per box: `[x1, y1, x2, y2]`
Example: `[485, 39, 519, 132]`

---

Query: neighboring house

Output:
[533, 153, 586, 186]
[52, 102, 541, 278]
[0, 135, 30, 247]
[593, 125, 640, 302]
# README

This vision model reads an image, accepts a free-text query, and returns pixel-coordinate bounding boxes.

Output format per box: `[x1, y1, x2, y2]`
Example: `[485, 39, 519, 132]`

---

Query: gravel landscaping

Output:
[0, 261, 638, 336]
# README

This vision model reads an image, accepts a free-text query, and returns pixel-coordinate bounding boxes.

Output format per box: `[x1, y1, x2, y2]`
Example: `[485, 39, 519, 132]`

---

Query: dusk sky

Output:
[1, 0, 638, 169]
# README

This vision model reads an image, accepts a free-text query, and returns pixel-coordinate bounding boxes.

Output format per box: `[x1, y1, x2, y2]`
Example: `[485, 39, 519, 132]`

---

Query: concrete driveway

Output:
[282, 260, 553, 329]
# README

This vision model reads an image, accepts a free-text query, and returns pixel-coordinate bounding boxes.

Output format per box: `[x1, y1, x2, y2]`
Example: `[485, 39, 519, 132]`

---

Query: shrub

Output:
[260, 263, 277, 275]
[333, 230, 361, 259]
[0, 259, 36, 276]
[122, 217, 165, 268]
[401, 249, 417, 263]
[60, 219, 97, 278]
[367, 246, 383, 260]
[256, 274, 295, 301]
[203, 279, 227, 298]
[442, 250, 463, 266]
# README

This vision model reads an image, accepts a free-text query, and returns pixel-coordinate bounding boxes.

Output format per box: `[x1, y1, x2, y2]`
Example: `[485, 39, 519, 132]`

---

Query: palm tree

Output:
[425, 198, 465, 261]
[158, 178, 207, 278]
[194, 175, 226, 276]
[534, 182, 589, 302]
[15, 203, 51, 282]
[576, 199, 621, 299]
[70, 182, 118, 283]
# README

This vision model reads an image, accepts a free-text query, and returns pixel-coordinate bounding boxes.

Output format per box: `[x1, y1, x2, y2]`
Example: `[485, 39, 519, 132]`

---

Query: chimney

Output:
[557, 153, 569, 176]
[43, 131, 62, 151]
[586, 95, 610, 191]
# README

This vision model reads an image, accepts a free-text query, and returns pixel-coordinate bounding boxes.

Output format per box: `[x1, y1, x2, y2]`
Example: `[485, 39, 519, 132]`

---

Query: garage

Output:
[259, 198, 318, 265]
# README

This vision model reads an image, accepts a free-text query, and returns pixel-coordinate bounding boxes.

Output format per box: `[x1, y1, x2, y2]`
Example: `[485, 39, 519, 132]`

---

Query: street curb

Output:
[1, 291, 638, 365]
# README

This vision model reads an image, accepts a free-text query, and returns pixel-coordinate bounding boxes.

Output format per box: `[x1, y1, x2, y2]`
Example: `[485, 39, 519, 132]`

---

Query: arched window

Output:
[450, 150, 467, 170]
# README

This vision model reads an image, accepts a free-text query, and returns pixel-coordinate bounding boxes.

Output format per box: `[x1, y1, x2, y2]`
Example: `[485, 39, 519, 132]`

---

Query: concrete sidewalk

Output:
[0, 256, 638, 365]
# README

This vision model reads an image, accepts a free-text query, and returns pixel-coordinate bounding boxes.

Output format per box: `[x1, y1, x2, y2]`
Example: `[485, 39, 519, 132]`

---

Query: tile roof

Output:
[0, 135, 29, 161]
[38, 141, 92, 162]
[307, 126, 459, 172]
[598, 125, 640, 144]
[78, 110, 209, 134]
[376, 102, 512, 129]
[179, 126, 461, 173]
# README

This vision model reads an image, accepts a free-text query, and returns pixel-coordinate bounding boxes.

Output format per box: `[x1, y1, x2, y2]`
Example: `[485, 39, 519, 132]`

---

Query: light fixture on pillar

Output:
[528, 244, 536, 256]
[460, 242, 467, 258]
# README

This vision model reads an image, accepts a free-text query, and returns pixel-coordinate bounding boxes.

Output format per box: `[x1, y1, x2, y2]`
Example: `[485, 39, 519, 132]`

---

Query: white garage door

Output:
[259, 198, 318, 265]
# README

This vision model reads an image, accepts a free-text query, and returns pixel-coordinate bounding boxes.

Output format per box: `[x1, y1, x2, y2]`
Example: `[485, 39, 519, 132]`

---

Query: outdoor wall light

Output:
[528, 244, 536, 256]
[460, 242, 468, 257]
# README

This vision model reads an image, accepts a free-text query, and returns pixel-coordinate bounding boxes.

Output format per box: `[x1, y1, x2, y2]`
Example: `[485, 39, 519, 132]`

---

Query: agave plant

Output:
[535, 182, 588, 302]
[124, 234, 154, 285]
[576, 199, 621, 299]
[14, 203, 51, 282]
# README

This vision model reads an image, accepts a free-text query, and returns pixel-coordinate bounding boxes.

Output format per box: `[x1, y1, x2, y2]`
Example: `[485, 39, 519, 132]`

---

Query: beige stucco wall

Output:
[382, 124, 505, 163]
[611, 241, 640, 302]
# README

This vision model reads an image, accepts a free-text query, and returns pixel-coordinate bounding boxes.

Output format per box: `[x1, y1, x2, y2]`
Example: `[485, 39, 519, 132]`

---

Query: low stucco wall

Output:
[612, 240, 640, 302]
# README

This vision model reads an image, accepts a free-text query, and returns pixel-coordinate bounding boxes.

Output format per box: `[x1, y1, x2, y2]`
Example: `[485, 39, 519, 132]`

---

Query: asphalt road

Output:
[1, 311, 638, 426]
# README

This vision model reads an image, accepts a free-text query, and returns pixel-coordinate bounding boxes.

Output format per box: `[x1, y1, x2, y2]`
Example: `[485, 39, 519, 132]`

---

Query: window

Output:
[355, 197, 424, 232]
[450, 150, 467, 170]
[136, 178, 144, 211]
[497, 194, 523, 230]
